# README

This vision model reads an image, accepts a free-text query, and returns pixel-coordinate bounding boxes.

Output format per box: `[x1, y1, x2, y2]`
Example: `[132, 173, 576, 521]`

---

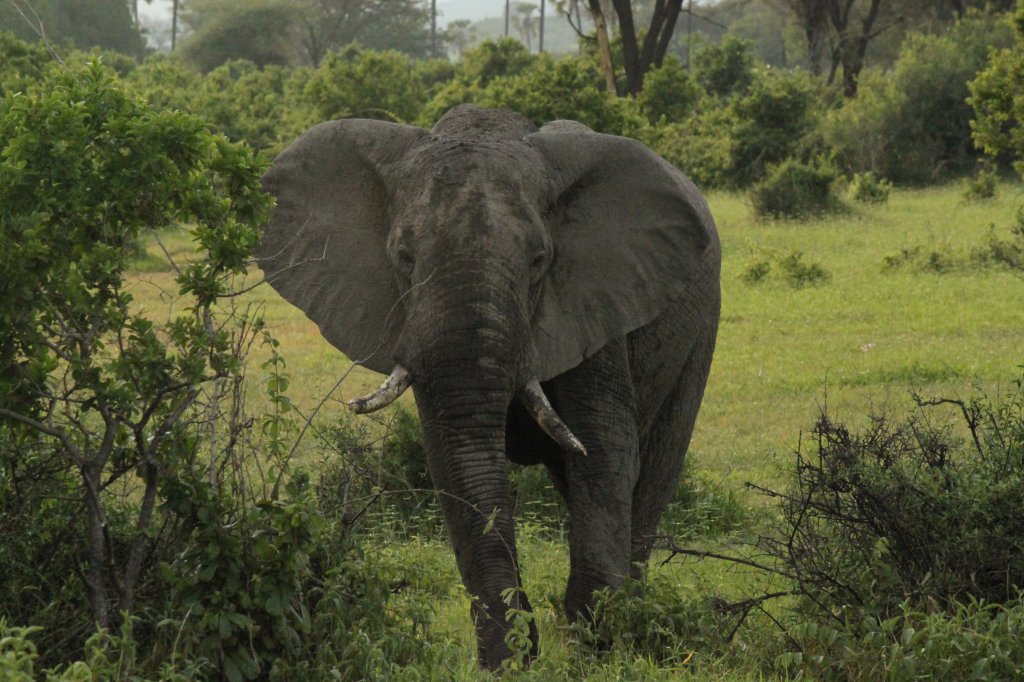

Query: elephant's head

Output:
[258, 104, 716, 668]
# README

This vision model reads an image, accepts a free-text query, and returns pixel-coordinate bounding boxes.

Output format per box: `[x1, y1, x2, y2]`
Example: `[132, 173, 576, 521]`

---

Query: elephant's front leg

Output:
[547, 338, 640, 619]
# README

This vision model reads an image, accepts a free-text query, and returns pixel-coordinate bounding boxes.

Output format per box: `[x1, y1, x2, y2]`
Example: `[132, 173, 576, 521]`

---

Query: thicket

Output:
[2, 7, 1012, 213]
[0, 60, 455, 681]
[757, 376, 1024, 679]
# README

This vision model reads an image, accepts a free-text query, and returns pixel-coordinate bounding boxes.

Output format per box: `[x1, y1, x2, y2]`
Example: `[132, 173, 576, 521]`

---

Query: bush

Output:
[826, 14, 1013, 183]
[692, 36, 757, 98]
[571, 574, 737, 666]
[962, 165, 998, 201]
[729, 68, 821, 187]
[476, 53, 643, 136]
[761, 376, 1024, 626]
[640, 105, 737, 189]
[849, 171, 892, 204]
[301, 45, 426, 123]
[969, 8, 1024, 178]
[781, 594, 1024, 681]
[749, 159, 841, 219]
[637, 55, 702, 124]
[760, 376, 1024, 678]
[740, 246, 831, 287]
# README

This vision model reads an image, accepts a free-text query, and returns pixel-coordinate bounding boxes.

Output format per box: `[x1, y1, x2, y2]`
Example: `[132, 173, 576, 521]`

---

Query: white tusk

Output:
[347, 365, 412, 414]
[519, 379, 587, 457]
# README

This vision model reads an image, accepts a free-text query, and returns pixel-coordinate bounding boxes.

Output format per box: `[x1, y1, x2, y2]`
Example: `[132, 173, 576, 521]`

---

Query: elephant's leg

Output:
[546, 338, 640, 620]
[629, 330, 717, 572]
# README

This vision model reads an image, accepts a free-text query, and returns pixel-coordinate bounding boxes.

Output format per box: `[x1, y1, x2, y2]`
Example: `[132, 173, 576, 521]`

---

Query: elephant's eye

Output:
[529, 250, 549, 282]
[396, 246, 415, 274]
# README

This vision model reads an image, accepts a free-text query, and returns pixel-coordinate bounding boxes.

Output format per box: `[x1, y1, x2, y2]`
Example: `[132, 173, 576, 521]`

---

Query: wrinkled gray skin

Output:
[258, 105, 720, 670]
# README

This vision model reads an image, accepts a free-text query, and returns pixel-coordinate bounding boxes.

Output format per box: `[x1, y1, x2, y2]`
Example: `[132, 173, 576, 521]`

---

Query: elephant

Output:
[257, 104, 720, 670]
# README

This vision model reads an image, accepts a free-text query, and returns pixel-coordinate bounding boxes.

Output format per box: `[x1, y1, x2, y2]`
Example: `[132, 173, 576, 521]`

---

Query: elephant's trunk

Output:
[401, 259, 539, 668]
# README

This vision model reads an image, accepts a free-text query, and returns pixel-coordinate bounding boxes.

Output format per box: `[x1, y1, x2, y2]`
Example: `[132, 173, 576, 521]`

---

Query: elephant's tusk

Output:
[519, 379, 587, 457]
[348, 364, 413, 414]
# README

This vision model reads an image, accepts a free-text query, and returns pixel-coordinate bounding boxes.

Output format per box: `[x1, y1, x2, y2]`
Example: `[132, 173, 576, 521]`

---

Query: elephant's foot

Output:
[472, 593, 539, 671]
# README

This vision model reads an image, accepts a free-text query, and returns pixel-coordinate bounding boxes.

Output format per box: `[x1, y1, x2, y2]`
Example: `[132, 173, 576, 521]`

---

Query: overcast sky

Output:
[136, 1, 541, 27]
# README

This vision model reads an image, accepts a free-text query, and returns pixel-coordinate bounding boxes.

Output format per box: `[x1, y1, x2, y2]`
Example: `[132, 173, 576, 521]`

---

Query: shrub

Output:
[848, 171, 892, 204]
[760, 376, 1024, 628]
[692, 36, 757, 98]
[961, 165, 998, 201]
[571, 574, 737, 665]
[637, 55, 702, 124]
[740, 246, 831, 287]
[477, 53, 643, 136]
[301, 46, 426, 123]
[969, 7, 1024, 178]
[749, 159, 841, 219]
[640, 105, 737, 189]
[826, 14, 1013, 183]
[729, 68, 821, 187]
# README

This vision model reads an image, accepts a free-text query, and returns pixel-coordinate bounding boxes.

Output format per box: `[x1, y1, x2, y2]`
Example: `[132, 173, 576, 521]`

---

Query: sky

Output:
[136, 0, 546, 28]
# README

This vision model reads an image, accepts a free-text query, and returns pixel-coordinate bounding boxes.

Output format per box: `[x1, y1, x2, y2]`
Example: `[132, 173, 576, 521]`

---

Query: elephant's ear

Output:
[257, 119, 429, 374]
[526, 121, 719, 380]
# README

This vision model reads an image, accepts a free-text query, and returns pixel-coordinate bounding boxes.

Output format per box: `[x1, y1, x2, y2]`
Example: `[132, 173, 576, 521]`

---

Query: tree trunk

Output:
[587, 0, 618, 94]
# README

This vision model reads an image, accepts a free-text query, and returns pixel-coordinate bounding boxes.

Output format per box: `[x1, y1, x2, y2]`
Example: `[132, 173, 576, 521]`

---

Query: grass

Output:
[127, 182, 1024, 679]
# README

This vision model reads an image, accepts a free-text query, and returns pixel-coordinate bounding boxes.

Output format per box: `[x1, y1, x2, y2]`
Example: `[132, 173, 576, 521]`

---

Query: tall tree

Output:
[0, 0, 146, 56]
[774, 0, 900, 97]
[287, 0, 432, 65]
[610, 0, 686, 94]
[561, 0, 688, 95]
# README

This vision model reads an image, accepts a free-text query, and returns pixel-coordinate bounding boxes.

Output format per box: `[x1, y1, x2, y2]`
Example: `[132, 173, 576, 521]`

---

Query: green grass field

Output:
[131, 183, 1024, 679]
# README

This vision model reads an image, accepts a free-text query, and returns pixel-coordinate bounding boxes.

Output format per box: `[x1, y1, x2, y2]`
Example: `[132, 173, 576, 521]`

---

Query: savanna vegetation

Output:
[2, 0, 1024, 678]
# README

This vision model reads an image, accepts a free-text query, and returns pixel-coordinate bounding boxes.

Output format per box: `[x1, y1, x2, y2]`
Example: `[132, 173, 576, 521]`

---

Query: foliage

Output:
[781, 593, 1024, 681]
[962, 165, 998, 201]
[0, 56, 271, 664]
[302, 45, 426, 123]
[637, 55, 702, 124]
[759, 377, 1024, 647]
[570, 574, 737, 665]
[848, 170, 891, 204]
[640, 105, 738, 189]
[178, 0, 297, 72]
[749, 158, 841, 219]
[825, 13, 1013, 184]
[729, 67, 821, 187]
[741, 246, 831, 287]
[0, 30, 50, 92]
[969, 6, 1024, 179]
[692, 36, 757, 99]
[0, 0, 145, 58]
[475, 53, 644, 136]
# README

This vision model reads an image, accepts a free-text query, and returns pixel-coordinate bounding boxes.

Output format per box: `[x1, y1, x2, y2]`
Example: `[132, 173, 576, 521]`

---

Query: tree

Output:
[512, 2, 539, 50]
[970, 6, 1024, 178]
[178, 0, 297, 71]
[0, 59, 270, 637]
[288, 0, 432, 65]
[0, 0, 146, 57]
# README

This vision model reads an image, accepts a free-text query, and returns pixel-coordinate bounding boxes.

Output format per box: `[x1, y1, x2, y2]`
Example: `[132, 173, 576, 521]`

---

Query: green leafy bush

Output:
[826, 14, 1013, 183]
[640, 105, 737, 189]
[637, 55, 702, 124]
[729, 68, 821, 187]
[692, 35, 757, 99]
[571, 574, 737, 666]
[962, 165, 998, 201]
[969, 8, 1024, 178]
[301, 45, 426, 123]
[749, 159, 841, 219]
[848, 171, 892, 204]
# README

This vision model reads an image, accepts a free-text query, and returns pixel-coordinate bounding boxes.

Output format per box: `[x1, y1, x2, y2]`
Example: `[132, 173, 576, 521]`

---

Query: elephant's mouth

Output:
[348, 364, 587, 457]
